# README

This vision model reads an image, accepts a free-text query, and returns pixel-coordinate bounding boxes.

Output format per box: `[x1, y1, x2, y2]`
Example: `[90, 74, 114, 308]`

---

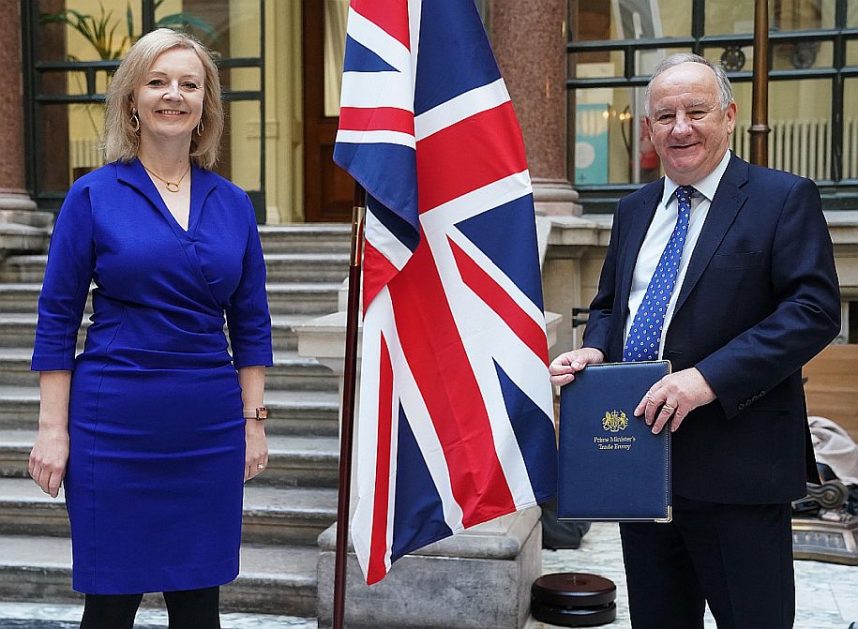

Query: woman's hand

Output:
[238, 366, 268, 481]
[244, 421, 268, 482]
[29, 427, 69, 498]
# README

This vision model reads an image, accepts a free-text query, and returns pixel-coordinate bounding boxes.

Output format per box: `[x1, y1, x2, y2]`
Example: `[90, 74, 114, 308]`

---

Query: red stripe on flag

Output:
[363, 241, 401, 313]
[389, 241, 516, 526]
[339, 107, 415, 135]
[352, 0, 410, 49]
[448, 238, 549, 365]
[367, 333, 395, 585]
[416, 102, 528, 212]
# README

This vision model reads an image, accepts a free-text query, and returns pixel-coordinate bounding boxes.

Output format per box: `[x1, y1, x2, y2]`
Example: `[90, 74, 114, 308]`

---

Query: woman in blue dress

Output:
[27, 28, 273, 628]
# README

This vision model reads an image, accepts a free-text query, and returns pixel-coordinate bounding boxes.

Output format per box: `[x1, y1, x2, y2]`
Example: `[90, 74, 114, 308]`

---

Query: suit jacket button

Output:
[738, 402, 746, 411]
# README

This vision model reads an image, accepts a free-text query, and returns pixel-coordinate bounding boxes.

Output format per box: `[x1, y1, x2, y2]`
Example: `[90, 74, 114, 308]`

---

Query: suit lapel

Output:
[618, 181, 663, 313]
[672, 154, 749, 315]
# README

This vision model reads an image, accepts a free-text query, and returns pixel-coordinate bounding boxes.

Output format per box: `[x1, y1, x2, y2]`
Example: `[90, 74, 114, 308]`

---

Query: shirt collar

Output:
[661, 149, 732, 207]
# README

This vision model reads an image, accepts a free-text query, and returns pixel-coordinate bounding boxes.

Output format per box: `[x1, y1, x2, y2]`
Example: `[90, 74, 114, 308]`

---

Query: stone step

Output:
[0, 223, 50, 257]
[258, 224, 350, 254]
[0, 313, 314, 352]
[0, 210, 54, 230]
[263, 254, 348, 284]
[0, 430, 339, 488]
[270, 315, 315, 352]
[0, 221, 348, 257]
[0, 349, 36, 386]
[0, 348, 338, 392]
[242, 485, 338, 545]
[0, 314, 83, 350]
[0, 253, 349, 285]
[0, 478, 337, 545]
[243, 432, 339, 487]
[0, 284, 53, 315]
[0, 282, 341, 317]
[265, 282, 341, 316]
[0, 387, 339, 437]
[0, 255, 46, 283]
[0, 266, 343, 352]
[267, 352, 338, 392]
[0, 535, 319, 616]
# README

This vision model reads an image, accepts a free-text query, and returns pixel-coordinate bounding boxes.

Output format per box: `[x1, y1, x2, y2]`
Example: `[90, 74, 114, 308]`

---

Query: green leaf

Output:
[126, 2, 134, 39]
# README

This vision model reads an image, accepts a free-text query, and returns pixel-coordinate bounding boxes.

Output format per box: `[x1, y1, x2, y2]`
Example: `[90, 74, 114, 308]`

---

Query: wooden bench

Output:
[803, 344, 858, 442]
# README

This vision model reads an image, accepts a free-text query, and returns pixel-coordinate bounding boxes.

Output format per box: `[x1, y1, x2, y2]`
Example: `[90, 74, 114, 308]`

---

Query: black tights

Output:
[80, 586, 221, 629]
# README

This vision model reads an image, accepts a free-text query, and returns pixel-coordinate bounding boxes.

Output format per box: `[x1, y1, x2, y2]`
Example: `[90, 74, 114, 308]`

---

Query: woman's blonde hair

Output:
[104, 28, 223, 169]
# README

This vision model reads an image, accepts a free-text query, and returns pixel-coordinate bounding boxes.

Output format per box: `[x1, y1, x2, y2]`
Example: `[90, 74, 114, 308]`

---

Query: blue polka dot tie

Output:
[623, 185, 695, 362]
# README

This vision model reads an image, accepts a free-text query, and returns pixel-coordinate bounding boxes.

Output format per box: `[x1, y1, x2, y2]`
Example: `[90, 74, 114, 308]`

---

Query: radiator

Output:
[847, 118, 858, 180]
[731, 119, 857, 181]
[70, 137, 104, 170]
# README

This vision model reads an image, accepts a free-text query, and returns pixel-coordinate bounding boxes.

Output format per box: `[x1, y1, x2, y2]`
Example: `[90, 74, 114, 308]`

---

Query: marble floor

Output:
[534, 522, 858, 629]
[0, 604, 316, 629]
[1, 522, 856, 627]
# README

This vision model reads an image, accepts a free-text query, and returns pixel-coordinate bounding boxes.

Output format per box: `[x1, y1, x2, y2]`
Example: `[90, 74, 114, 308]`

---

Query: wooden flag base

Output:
[531, 573, 617, 627]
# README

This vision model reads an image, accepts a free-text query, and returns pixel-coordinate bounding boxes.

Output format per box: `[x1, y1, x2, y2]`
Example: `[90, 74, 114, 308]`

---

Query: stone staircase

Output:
[0, 223, 350, 617]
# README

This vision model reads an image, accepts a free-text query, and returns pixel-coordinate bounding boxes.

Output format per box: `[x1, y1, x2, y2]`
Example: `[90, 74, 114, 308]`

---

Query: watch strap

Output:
[243, 406, 268, 421]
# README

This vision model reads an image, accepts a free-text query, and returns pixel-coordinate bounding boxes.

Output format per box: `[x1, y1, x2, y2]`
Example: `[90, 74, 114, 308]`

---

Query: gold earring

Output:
[130, 110, 140, 133]
[196, 119, 204, 136]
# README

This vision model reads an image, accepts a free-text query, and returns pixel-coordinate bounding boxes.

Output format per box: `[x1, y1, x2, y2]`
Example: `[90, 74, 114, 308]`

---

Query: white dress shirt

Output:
[623, 150, 733, 358]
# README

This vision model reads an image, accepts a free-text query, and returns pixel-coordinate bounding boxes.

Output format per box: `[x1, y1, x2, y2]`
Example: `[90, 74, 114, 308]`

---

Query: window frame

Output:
[567, 0, 858, 212]
[21, 0, 267, 222]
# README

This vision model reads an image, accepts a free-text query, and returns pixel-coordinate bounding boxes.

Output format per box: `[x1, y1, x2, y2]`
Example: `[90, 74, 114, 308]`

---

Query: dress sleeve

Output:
[226, 195, 274, 369]
[31, 183, 95, 371]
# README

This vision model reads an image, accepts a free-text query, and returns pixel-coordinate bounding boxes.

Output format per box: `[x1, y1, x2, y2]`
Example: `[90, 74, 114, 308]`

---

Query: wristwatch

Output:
[243, 406, 268, 421]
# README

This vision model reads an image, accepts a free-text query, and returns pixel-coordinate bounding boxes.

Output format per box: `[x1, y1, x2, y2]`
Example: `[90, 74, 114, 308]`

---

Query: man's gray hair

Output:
[644, 53, 734, 116]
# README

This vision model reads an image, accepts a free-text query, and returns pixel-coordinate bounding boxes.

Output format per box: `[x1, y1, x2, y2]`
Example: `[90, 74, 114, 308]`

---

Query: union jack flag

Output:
[334, 0, 557, 584]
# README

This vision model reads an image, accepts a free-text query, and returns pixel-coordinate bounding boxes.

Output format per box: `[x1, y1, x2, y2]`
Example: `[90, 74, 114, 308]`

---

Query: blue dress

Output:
[31, 159, 273, 594]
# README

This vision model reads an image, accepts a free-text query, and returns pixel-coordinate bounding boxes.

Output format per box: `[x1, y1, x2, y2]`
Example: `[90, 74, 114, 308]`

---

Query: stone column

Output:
[0, 0, 37, 221]
[491, 0, 580, 216]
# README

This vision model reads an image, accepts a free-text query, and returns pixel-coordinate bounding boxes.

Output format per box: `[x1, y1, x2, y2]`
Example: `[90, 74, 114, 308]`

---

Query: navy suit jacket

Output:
[582, 153, 841, 504]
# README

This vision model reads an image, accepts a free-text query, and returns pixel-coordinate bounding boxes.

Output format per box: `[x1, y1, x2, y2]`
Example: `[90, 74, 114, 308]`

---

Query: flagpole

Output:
[333, 181, 366, 629]
[749, 0, 770, 166]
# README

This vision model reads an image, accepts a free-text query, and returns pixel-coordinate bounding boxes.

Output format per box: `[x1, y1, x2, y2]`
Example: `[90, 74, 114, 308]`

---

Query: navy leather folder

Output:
[557, 361, 672, 522]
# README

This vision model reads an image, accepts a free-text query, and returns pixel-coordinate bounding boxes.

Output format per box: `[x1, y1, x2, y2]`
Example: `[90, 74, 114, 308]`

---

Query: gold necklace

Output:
[140, 161, 191, 193]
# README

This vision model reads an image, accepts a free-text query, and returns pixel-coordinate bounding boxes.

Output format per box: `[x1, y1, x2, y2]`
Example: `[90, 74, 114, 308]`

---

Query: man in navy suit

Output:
[550, 53, 841, 628]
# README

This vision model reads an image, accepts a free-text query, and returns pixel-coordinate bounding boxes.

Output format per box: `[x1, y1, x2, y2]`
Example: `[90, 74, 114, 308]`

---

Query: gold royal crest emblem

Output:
[602, 410, 628, 432]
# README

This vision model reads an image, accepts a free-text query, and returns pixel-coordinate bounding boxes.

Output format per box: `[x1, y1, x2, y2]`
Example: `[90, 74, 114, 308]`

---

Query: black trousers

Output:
[80, 586, 221, 629]
[619, 496, 794, 629]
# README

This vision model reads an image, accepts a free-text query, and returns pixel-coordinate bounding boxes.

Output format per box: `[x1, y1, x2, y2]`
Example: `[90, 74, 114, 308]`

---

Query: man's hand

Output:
[548, 348, 605, 387]
[634, 367, 716, 434]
